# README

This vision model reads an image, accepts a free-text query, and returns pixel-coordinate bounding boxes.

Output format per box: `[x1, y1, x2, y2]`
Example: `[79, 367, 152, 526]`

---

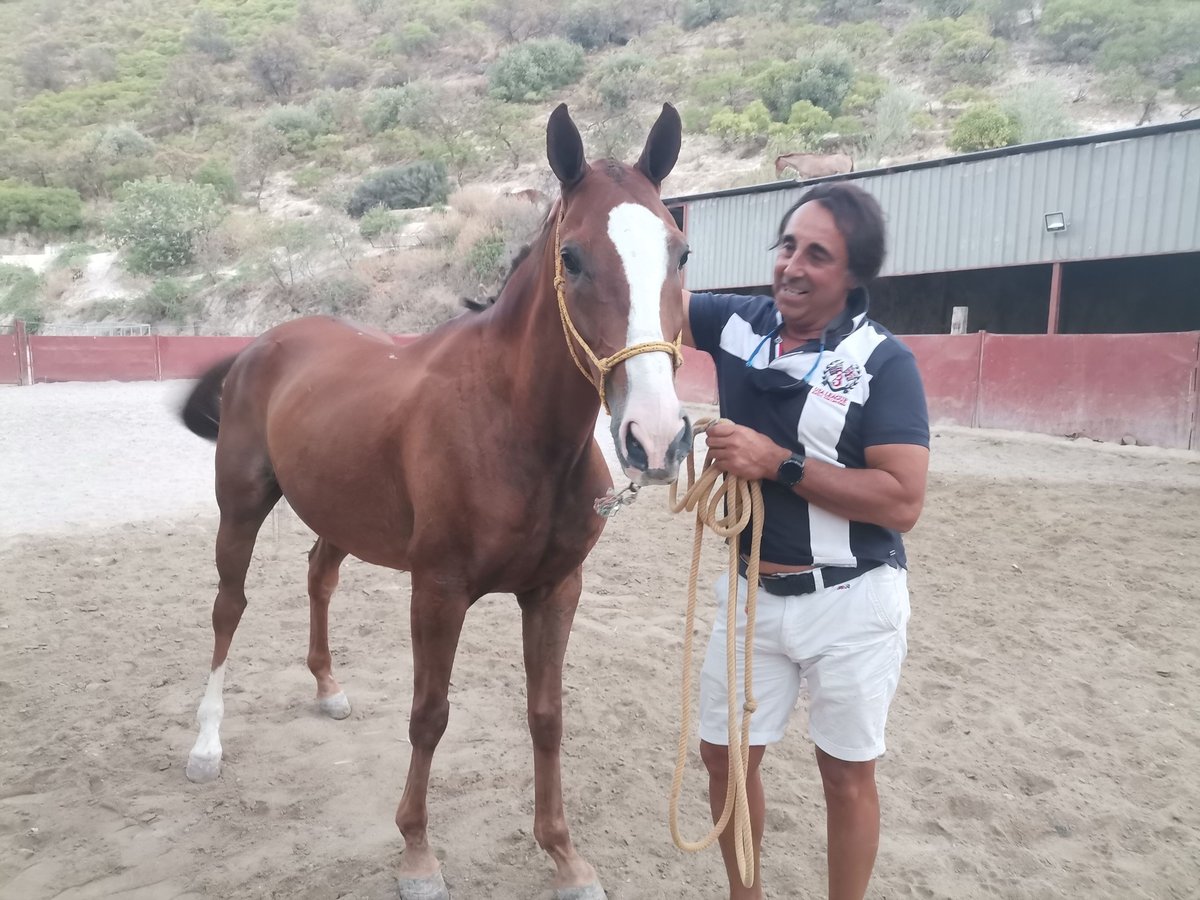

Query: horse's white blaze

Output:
[186, 663, 226, 782]
[608, 203, 684, 474]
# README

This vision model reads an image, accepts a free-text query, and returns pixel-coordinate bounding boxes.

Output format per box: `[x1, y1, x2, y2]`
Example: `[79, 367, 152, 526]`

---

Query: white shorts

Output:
[698, 563, 910, 762]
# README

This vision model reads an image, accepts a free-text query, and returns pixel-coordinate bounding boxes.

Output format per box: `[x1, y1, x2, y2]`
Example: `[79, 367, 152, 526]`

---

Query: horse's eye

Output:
[560, 248, 582, 276]
[679, 249, 691, 270]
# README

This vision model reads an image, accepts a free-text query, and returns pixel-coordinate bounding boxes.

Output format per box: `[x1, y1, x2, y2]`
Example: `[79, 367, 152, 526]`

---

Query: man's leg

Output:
[701, 741, 767, 900]
[815, 748, 879, 900]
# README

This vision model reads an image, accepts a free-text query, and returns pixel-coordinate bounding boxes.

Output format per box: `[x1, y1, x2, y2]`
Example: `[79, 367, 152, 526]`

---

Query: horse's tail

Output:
[180, 354, 239, 441]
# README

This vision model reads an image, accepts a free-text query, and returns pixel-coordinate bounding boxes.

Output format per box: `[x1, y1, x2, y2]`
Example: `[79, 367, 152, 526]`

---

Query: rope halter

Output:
[553, 204, 684, 414]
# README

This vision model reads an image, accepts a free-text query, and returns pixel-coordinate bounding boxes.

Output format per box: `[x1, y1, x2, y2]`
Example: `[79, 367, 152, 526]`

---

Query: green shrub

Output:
[591, 54, 653, 113]
[362, 85, 433, 135]
[346, 161, 449, 218]
[466, 232, 507, 283]
[186, 10, 235, 61]
[755, 47, 855, 119]
[0, 184, 84, 235]
[488, 39, 584, 102]
[786, 101, 834, 139]
[106, 180, 226, 273]
[841, 74, 888, 116]
[935, 29, 1005, 84]
[1001, 83, 1070, 143]
[0, 264, 44, 330]
[358, 206, 407, 244]
[130, 278, 201, 323]
[192, 159, 240, 203]
[395, 21, 437, 54]
[681, 0, 742, 30]
[1039, 0, 1129, 63]
[51, 243, 98, 270]
[262, 105, 331, 153]
[561, 1, 632, 49]
[323, 54, 371, 89]
[295, 275, 371, 315]
[949, 103, 1020, 152]
[708, 100, 773, 146]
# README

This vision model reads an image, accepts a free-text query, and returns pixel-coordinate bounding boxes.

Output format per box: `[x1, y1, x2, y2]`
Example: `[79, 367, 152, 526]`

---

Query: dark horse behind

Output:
[179, 104, 691, 900]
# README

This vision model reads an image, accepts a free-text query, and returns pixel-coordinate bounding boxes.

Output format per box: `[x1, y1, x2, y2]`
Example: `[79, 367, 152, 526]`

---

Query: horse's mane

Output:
[461, 200, 557, 312]
[461, 244, 532, 312]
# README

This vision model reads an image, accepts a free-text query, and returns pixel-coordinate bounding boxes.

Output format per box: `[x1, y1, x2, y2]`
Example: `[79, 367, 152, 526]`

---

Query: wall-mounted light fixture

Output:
[1044, 212, 1067, 233]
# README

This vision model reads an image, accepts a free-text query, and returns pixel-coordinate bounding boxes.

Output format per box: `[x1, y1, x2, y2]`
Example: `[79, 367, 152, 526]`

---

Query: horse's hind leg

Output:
[519, 570, 606, 899]
[186, 451, 281, 784]
[395, 571, 470, 900]
[307, 537, 351, 719]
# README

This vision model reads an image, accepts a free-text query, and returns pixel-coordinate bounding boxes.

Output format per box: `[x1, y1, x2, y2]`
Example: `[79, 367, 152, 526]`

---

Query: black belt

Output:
[736, 558, 882, 597]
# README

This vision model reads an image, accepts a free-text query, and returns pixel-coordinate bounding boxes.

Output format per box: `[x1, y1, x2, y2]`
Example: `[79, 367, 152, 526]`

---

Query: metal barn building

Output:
[666, 118, 1200, 336]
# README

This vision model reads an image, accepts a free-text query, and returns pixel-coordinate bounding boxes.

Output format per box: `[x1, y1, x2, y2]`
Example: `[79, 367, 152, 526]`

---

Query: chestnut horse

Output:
[178, 104, 691, 900]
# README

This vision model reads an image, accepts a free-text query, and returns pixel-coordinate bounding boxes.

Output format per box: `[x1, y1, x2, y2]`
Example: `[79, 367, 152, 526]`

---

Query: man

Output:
[681, 182, 930, 900]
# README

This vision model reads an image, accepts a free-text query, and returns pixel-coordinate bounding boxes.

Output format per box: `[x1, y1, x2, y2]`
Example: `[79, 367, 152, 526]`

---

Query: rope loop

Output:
[667, 416, 763, 889]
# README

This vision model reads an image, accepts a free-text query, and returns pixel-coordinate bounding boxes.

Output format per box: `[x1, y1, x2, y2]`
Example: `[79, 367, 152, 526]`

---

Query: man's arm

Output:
[702, 423, 929, 533]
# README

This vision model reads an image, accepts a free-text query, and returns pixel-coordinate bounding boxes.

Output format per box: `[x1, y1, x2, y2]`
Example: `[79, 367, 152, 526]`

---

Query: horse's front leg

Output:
[519, 570, 606, 900]
[395, 570, 470, 900]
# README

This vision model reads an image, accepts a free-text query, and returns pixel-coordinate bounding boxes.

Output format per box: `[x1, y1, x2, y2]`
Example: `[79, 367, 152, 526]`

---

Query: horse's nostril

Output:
[625, 430, 649, 470]
[668, 423, 691, 463]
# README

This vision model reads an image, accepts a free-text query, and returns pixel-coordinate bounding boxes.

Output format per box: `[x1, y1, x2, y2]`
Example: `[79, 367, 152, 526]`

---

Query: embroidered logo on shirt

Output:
[821, 360, 862, 393]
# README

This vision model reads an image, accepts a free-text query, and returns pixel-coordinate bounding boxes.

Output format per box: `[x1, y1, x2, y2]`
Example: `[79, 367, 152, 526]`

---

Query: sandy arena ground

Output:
[1, 381, 1198, 899]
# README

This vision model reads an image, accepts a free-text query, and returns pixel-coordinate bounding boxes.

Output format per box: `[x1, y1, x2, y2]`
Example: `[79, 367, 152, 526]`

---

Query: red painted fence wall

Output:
[902, 333, 985, 428]
[5, 329, 1198, 450]
[0, 332, 19, 385]
[977, 333, 1200, 449]
[157, 336, 255, 380]
[27, 335, 159, 383]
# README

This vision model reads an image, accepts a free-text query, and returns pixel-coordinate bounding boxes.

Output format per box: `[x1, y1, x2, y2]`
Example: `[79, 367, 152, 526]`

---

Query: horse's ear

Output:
[636, 103, 682, 190]
[547, 104, 588, 190]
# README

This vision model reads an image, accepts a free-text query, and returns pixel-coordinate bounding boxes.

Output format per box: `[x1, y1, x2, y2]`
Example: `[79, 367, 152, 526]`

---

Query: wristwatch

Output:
[775, 451, 806, 487]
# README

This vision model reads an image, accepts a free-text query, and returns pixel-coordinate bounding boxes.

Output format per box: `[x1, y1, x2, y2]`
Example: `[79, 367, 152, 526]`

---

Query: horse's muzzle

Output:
[618, 416, 691, 485]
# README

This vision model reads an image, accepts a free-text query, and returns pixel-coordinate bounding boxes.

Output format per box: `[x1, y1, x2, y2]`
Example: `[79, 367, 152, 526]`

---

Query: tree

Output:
[247, 29, 311, 100]
[186, 10, 235, 62]
[80, 45, 119, 82]
[21, 43, 65, 93]
[814, 0, 882, 23]
[681, 0, 742, 29]
[238, 124, 289, 209]
[66, 125, 156, 199]
[106, 180, 227, 273]
[865, 88, 918, 164]
[480, 0, 558, 42]
[160, 56, 218, 129]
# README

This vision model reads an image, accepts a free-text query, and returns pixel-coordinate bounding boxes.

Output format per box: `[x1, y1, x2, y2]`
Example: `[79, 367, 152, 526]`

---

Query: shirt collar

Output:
[773, 286, 869, 353]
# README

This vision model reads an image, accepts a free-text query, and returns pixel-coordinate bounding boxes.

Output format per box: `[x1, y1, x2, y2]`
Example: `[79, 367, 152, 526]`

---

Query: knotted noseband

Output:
[553, 204, 684, 414]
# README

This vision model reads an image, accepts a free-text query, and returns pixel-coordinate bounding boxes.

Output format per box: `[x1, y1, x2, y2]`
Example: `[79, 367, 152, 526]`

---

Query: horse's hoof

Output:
[185, 752, 221, 784]
[397, 871, 450, 900]
[555, 882, 606, 900]
[318, 691, 351, 719]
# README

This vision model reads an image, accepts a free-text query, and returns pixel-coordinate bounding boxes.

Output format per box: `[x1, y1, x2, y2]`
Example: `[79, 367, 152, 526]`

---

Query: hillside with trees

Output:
[1, 0, 1196, 336]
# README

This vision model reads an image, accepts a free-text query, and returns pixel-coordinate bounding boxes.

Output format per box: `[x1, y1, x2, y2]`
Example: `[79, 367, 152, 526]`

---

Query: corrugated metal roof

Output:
[673, 119, 1200, 291]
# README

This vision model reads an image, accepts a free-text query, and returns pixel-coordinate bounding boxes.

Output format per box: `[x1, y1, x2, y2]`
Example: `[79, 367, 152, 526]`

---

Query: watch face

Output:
[778, 456, 804, 485]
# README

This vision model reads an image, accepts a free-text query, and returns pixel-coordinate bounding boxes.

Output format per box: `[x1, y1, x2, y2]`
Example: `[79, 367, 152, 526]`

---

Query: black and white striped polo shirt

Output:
[689, 289, 929, 569]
